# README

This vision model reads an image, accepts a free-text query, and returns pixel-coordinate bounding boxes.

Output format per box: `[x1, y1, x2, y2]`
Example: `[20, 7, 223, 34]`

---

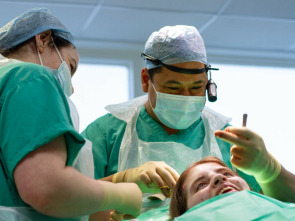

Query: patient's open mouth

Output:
[218, 186, 238, 195]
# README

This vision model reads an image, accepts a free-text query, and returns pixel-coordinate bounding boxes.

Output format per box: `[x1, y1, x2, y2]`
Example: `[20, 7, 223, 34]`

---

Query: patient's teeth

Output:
[218, 186, 235, 195]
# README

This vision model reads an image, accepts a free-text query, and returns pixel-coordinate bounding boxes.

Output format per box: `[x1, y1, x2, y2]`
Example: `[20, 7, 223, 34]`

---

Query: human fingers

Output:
[224, 126, 262, 141]
[109, 211, 124, 221]
[140, 173, 153, 187]
[231, 148, 253, 170]
[155, 167, 177, 197]
[230, 145, 248, 159]
[146, 171, 171, 197]
[231, 155, 244, 168]
[155, 161, 180, 184]
[164, 166, 180, 182]
[156, 166, 178, 189]
[215, 130, 249, 148]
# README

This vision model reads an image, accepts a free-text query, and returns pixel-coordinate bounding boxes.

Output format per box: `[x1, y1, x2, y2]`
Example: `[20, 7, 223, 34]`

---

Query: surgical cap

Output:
[0, 8, 74, 51]
[144, 25, 207, 69]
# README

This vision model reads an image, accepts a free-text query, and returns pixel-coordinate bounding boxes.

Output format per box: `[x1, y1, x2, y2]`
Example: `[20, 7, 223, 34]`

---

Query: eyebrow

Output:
[164, 80, 205, 84]
[216, 167, 233, 174]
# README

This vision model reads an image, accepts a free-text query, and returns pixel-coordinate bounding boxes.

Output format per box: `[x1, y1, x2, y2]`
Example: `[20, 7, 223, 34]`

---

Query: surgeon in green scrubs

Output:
[82, 25, 260, 215]
[0, 8, 142, 220]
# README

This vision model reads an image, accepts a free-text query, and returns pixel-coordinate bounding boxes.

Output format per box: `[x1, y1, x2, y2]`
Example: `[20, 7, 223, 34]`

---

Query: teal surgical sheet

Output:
[177, 190, 295, 221]
[134, 190, 295, 221]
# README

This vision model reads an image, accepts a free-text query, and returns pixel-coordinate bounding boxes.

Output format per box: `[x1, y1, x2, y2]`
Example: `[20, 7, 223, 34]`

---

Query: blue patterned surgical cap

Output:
[0, 8, 74, 51]
[144, 25, 207, 69]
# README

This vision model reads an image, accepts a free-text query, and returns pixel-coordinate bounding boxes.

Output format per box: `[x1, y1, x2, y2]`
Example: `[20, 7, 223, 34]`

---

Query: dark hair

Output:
[51, 32, 72, 48]
[147, 66, 162, 82]
[169, 156, 235, 219]
[0, 31, 72, 56]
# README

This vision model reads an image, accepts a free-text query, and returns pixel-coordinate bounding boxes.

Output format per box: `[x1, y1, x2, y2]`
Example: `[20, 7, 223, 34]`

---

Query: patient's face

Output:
[184, 162, 250, 210]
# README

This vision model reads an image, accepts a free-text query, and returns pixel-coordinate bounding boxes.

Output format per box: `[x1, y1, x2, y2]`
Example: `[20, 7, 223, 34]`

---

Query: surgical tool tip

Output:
[242, 113, 248, 127]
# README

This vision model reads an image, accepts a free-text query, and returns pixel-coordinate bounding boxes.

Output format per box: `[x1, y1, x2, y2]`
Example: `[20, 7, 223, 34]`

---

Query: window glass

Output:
[71, 63, 129, 132]
[206, 64, 295, 173]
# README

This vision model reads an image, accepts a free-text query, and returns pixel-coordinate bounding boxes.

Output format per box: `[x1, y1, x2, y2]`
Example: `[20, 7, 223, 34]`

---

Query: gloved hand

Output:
[98, 181, 142, 219]
[109, 210, 123, 221]
[112, 161, 179, 197]
[215, 126, 281, 184]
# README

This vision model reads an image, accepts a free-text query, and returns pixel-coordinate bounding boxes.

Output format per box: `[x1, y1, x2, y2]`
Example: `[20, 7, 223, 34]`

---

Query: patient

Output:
[169, 156, 295, 220]
[169, 156, 249, 219]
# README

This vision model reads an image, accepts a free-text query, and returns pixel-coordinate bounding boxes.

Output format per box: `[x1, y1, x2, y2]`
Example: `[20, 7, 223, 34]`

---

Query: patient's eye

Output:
[223, 171, 234, 177]
[196, 183, 207, 191]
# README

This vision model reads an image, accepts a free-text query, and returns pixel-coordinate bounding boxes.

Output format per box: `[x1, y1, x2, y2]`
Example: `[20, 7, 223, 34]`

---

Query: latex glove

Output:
[109, 210, 123, 221]
[112, 161, 179, 197]
[215, 126, 281, 184]
[99, 181, 142, 219]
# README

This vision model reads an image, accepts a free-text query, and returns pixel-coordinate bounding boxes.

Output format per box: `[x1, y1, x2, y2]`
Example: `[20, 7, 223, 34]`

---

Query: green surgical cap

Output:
[144, 25, 207, 69]
[0, 8, 75, 51]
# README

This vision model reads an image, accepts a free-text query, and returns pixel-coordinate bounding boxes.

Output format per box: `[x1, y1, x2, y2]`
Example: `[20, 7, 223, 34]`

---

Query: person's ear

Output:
[141, 67, 150, 93]
[35, 30, 52, 53]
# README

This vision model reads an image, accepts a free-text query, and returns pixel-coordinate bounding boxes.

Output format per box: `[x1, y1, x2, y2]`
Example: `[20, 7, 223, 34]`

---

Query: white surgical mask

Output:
[149, 83, 206, 129]
[37, 39, 73, 96]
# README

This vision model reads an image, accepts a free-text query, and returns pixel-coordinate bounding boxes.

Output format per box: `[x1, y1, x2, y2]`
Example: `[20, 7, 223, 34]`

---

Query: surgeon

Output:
[82, 24, 260, 216]
[0, 8, 142, 220]
[169, 156, 295, 220]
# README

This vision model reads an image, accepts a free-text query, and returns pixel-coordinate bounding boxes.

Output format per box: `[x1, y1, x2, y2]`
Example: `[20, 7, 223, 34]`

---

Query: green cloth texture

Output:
[136, 191, 295, 221]
[175, 190, 295, 221]
[0, 62, 85, 207]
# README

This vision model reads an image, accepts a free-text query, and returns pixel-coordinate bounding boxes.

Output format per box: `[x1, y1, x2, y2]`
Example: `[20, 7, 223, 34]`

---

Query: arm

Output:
[14, 135, 142, 218]
[88, 161, 179, 221]
[215, 127, 295, 203]
[259, 166, 295, 202]
[97, 160, 179, 197]
[83, 115, 180, 196]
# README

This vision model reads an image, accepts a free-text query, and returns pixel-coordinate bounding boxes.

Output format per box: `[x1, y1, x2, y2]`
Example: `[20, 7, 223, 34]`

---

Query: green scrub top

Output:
[0, 63, 85, 207]
[82, 105, 260, 192]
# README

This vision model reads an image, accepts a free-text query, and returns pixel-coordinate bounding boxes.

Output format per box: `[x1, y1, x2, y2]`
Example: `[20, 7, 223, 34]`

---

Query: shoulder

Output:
[1, 62, 46, 73]
[0, 62, 56, 87]
[1, 62, 53, 80]
[82, 113, 126, 138]
[0, 62, 59, 97]
[91, 113, 126, 127]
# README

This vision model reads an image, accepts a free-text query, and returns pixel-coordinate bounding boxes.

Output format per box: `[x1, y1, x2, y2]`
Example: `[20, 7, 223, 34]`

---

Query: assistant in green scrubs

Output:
[0, 7, 143, 221]
[0, 62, 84, 207]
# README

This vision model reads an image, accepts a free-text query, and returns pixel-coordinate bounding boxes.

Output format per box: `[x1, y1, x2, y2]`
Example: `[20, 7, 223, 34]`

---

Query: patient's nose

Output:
[213, 174, 226, 186]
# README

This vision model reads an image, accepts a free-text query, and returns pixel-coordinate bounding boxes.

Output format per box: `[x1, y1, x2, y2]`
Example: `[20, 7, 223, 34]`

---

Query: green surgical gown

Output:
[0, 63, 85, 207]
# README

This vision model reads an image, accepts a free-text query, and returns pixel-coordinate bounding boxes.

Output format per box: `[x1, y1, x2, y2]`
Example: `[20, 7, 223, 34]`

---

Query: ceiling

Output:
[1, 0, 295, 67]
